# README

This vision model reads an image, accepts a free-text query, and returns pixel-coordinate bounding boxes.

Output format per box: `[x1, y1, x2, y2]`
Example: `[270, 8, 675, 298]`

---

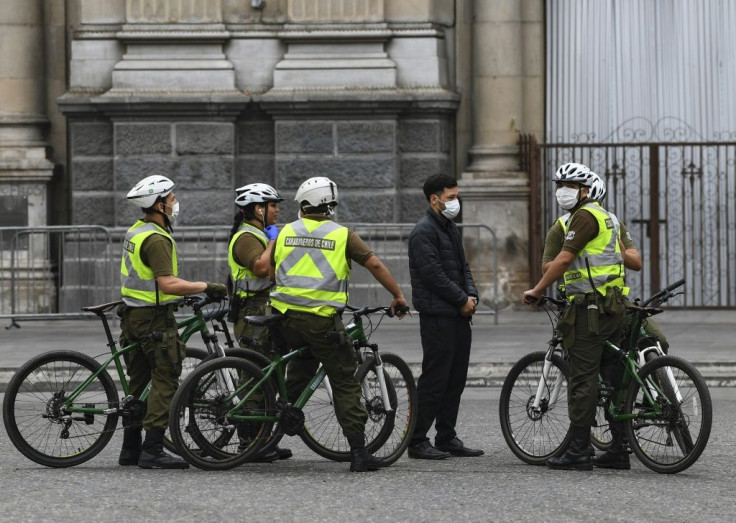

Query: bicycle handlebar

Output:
[183, 294, 227, 312]
[345, 304, 410, 318]
[642, 279, 686, 307]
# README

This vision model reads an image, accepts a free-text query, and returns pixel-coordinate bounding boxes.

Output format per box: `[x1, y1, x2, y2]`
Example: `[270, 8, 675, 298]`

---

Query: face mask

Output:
[440, 199, 461, 219]
[555, 187, 579, 210]
[165, 202, 179, 223]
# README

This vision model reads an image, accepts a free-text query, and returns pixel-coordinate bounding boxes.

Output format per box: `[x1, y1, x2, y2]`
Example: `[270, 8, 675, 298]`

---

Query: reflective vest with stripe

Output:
[270, 218, 350, 317]
[228, 223, 271, 298]
[562, 202, 626, 298]
[120, 220, 180, 307]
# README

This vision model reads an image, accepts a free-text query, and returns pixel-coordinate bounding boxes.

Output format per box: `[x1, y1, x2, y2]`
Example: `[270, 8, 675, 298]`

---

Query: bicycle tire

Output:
[360, 353, 417, 465]
[190, 348, 285, 459]
[299, 364, 396, 462]
[3, 351, 119, 468]
[499, 351, 572, 465]
[168, 356, 276, 470]
[300, 352, 416, 464]
[623, 355, 712, 474]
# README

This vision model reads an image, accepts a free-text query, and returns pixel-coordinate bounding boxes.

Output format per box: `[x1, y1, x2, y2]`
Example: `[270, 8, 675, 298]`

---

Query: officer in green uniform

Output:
[227, 182, 291, 461]
[542, 169, 669, 354]
[523, 163, 626, 471]
[269, 176, 409, 472]
[119, 175, 227, 469]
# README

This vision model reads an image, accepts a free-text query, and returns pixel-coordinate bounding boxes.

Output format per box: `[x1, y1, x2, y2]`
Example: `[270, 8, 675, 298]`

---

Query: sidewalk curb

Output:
[2, 361, 735, 391]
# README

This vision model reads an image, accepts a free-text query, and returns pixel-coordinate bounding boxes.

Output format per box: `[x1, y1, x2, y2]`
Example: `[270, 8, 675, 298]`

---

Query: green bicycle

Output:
[168, 305, 418, 470]
[499, 280, 712, 474]
[2, 295, 230, 468]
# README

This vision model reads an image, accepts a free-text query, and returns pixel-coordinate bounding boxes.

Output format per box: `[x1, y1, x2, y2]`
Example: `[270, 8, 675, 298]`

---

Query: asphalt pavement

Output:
[0, 388, 734, 521]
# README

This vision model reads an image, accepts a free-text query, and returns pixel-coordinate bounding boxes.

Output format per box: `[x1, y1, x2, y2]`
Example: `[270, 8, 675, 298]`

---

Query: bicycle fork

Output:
[354, 345, 393, 413]
[532, 341, 565, 412]
[639, 344, 683, 403]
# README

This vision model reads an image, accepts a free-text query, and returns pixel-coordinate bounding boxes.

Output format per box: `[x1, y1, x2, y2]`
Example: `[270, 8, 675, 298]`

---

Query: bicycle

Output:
[499, 280, 712, 473]
[167, 305, 418, 471]
[2, 295, 230, 468]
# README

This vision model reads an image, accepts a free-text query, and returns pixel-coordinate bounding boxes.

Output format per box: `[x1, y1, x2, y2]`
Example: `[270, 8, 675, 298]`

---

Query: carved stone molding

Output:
[288, 0, 384, 23]
[126, 0, 223, 24]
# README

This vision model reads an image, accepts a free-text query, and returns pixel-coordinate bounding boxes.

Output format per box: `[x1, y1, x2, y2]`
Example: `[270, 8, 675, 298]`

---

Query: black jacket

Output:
[408, 209, 478, 316]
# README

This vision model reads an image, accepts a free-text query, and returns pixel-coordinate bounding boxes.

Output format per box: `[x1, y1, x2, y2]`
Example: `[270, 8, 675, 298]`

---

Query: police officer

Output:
[119, 175, 227, 469]
[522, 163, 626, 471]
[227, 182, 291, 461]
[542, 167, 668, 353]
[269, 176, 409, 472]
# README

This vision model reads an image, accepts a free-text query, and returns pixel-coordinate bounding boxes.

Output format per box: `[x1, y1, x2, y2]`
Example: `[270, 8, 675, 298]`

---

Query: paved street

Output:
[1, 308, 734, 520]
[0, 388, 733, 521]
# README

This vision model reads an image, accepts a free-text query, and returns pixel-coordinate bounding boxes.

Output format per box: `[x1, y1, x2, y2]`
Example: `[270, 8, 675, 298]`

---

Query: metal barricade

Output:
[0, 223, 499, 324]
[0, 226, 115, 324]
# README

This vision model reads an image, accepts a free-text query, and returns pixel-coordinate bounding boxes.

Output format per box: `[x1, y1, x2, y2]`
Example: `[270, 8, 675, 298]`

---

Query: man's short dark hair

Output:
[423, 174, 457, 201]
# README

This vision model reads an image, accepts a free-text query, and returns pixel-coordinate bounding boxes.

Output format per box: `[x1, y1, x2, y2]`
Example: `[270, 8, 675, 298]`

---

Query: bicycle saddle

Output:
[243, 314, 285, 327]
[81, 300, 124, 315]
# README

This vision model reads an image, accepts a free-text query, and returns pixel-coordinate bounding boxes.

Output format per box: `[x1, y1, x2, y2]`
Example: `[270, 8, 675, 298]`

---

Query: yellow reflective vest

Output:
[228, 223, 271, 298]
[120, 220, 180, 307]
[270, 217, 350, 317]
[562, 202, 626, 298]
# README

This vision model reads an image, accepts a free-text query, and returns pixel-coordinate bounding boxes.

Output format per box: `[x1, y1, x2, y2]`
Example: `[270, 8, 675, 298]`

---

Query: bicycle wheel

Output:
[168, 356, 276, 471]
[300, 352, 416, 464]
[299, 367, 395, 462]
[623, 355, 712, 474]
[3, 351, 119, 468]
[499, 351, 572, 465]
[359, 353, 417, 465]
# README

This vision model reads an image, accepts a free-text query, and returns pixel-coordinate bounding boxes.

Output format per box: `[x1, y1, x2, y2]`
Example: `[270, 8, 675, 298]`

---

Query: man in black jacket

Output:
[406, 174, 484, 460]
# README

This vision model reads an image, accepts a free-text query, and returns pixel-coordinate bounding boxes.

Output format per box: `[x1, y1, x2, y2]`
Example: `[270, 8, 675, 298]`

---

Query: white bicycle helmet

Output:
[589, 173, 607, 201]
[234, 183, 284, 207]
[294, 177, 339, 208]
[553, 163, 597, 187]
[127, 175, 174, 209]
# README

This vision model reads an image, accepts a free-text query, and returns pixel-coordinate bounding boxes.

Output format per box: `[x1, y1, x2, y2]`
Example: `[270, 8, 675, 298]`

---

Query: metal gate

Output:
[522, 135, 736, 308]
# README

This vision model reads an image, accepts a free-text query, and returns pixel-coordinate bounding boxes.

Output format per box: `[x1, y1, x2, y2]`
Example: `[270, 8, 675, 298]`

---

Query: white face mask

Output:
[440, 199, 461, 219]
[166, 201, 180, 223]
[555, 187, 579, 210]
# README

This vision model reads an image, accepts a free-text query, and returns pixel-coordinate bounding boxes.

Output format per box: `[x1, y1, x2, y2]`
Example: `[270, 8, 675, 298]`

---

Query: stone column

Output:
[458, 0, 544, 308]
[0, 0, 54, 228]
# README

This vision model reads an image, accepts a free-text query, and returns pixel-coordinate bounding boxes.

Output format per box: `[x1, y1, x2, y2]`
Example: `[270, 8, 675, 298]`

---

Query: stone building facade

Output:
[1, 0, 544, 307]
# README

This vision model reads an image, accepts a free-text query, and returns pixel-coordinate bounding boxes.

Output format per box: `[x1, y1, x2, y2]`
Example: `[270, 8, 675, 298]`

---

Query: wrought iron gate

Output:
[522, 135, 736, 308]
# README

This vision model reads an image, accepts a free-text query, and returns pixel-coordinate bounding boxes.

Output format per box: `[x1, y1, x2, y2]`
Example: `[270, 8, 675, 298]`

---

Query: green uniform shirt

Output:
[140, 232, 175, 277]
[542, 215, 635, 263]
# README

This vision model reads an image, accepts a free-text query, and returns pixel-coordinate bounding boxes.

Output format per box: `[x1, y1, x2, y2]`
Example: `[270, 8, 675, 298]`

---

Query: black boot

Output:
[118, 427, 142, 466]
[138, 430, 189, 469]
[547, 424, 593, 471]
[593, 422, 630, 470]
[348, 435, 382, 472]
[349, 447, 383, 472]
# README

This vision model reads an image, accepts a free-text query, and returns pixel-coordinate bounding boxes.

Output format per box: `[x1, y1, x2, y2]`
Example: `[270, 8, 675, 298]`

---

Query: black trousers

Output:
[411, 314, 472, 446]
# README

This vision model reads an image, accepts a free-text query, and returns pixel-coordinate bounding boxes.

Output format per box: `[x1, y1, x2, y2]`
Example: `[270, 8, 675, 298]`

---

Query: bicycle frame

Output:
[61, 303, 219, 418]
[208, 308, 397, 424]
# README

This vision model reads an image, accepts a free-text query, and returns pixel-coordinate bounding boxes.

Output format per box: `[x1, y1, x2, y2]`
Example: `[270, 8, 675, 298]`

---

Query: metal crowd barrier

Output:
[0, 223, 499, 326]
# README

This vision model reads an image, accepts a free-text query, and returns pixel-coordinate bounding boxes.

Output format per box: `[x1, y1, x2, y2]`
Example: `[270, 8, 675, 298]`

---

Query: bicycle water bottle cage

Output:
[279, 406, 306, 436]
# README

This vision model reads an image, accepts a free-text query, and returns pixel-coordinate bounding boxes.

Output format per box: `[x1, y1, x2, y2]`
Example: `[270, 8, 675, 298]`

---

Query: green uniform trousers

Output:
[281, 311, 367, 442]
[234, 295, 277, 359]
[119, 304, 184, 432]
[564, 292, 625, 426]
